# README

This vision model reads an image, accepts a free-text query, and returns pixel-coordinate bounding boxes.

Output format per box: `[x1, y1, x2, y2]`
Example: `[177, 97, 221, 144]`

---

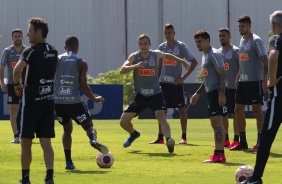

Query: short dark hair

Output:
[194, 30, 210, 40]
[219, 27, 230, 34]
[164, 23, 174, 30]
[11, 28, 22, 36]
[238, 16, 251, 24]
[28, 17, 49, 39]
[137, 34, 150, 43]
[65, 35, 79, 49]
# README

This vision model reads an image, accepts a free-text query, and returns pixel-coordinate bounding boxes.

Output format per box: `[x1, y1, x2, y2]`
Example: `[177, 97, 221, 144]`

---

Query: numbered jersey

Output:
[218, 45, 239, 89]
[238, 33, 266, 81]
[201, 47, 225, 93]
[133, 50, 161, 97]
[0, 45, 27, 84]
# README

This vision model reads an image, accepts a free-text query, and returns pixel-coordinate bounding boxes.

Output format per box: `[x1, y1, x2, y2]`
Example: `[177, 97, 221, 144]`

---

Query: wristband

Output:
[13, 82, 20, 86]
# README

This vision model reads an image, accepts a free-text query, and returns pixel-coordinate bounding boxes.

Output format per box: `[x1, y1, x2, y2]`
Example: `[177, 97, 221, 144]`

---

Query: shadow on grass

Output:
[269, 152, 282, 158]
[66, 169, 111, 174]
[127, 150, 185, 157]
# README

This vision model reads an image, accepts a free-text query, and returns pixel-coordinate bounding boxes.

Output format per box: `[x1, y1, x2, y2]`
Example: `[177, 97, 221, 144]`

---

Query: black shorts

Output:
[124, 93, 166, 115]
[55, 102, 92, 125]
[207, 89, 227, 117]
[7, 84, 20, 104]
[236, 81, 263, 105]
[18, 101, 55, 139]
[160, 82, 185, 108]
[226, 88, 236, 114]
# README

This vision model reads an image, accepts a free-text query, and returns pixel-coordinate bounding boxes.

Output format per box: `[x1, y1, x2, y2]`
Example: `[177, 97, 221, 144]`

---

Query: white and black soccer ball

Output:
[96, 152, 114, 168]
[235, 165, 254, 183]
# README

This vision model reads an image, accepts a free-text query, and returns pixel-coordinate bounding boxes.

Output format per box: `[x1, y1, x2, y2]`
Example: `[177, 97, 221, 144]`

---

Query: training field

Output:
[1, 119, 282, 184]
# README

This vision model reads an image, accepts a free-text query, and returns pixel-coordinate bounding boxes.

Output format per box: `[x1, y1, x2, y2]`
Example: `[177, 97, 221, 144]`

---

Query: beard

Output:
[221, 42, 227, 46]
[14, 41, 22, 47]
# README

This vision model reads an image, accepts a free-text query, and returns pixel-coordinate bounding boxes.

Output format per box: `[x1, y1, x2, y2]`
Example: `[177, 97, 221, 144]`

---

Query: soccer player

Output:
[149, 23, 198, 145]
[119, 34, 190, 153]
[13, 17, 57, 184]
[229, 16, 268, 152]
[242, 10, 282, 184]
[190, 30, 227, 163]
[217, 27, 240, 148]
[0, 29, 26, 144]
[54, 35, 109, 170]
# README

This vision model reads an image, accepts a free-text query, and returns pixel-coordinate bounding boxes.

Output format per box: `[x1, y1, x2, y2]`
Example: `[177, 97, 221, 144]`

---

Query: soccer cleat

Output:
[203, 154, 226, 163]
[179, 138, 187, 144]
[65, 161, 75, 170]
[18, 180, 31, 184]
[123, 132, 140, 148]
[249, 144, 258, 153]
[90, 140, 109, 154]
[224, 140, 230, 147]
[229, 140, 239, 148]
[240, 178, 263, 184]
[166, 138, 175, 153]
[149, 138, 164, 144]
[44, 179, 54, 184]
[11, 137, 20, 144]
[229, 143, 248, 151]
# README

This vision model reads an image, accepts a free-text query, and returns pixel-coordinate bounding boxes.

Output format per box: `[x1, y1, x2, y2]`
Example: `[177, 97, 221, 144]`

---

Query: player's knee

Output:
[81, 121, 93, 131]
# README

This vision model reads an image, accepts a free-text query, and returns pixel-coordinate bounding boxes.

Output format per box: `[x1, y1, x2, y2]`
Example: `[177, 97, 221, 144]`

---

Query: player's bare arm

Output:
[156, 51, 190, 71]
[13, 59, 27, 97]
[157, 60, 162, 78]
[190, 82, 204, 105]
[178, 58, 198, 85]
[0, 65, 7, 92]
[268, 49, 282, 87]
[120, 53, 145, 74]
[78, 59, 104, 104]
[217, 68, 226, 106]
[260, 55, 268, 92]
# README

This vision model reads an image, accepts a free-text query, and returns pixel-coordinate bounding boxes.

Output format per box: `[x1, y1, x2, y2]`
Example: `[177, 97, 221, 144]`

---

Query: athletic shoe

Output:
[18, 180, 31, 184]
[149, 138, 164, 144]
[249, 144, 258, 153]
[229, 143, 248, 151]
[179, 138, 187, 144]
[240, 178, 263, 184]
[203, 154, 226, 163]
[224, 140, 230, 147]
[123, 132, 140, 148]
[44, 179, 54, 184]
[90, 140, 109, 154]
[166, 138, 175, 153]
[229, 140, 239, 148]
[65, 161, 75, 170]
[11, 137, 20, 144]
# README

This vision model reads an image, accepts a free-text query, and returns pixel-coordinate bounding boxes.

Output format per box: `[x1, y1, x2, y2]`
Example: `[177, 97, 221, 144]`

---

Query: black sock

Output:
[239, 132, 247, 145]
[166, 137, 171, 142]
[45, 169, 54, 181]
[214, 150, 224, 155]
[88, 133, 96, 141]
[22, 169, 30, 183]
[257, 132, 261, 145]
[158, 134, 164, 140]
[15, 131, 20, 138]
[182, 133, 186, 139]
[64, 150, 72, 163]
[225, 134, 229, 140]
[234, 135, 239, 142]
[130, 130, 138, 137]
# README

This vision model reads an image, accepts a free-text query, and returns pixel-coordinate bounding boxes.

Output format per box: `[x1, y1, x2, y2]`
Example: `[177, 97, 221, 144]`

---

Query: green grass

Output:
[0, 119, 282, 184]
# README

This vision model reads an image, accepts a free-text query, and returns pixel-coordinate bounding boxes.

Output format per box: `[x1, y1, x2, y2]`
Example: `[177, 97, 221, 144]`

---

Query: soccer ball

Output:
[96, 152, 114, 168]
[235, 165, 254, 183]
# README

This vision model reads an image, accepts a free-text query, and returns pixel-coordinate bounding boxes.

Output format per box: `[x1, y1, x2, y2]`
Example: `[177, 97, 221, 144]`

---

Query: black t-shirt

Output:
[20, 43, 58, 103]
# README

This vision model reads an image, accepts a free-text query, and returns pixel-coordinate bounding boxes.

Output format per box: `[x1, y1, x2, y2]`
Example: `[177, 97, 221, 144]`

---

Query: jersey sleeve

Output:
[182, 43, 195, 61]
[20, 47, 32, 64]
[0, 49, 8, 66]
[254, 39, 267, 57]
[211, 53, 224, 70]
[268, 35, 281, 52]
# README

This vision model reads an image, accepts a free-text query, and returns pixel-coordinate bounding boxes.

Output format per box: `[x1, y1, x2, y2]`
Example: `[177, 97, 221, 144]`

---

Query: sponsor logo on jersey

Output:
[77, 114, 87, 123]
[163, 75, 174, 82]
[61, 74, 74, 78]
[59, 86, 73, 95]
[138, 69, 155, 76]
[163, 59, 177, 66]
[12, 61, 17, 68]
[239, 53, 249, 61]
[35, 94, 54, 101]
[225, 51, 232, 59]
[44, 51, 56, 58]
[39, 85, 52, 95]
[60, 79, 74, 84]
[62, 57, 75, 62]
[141, 88, 154, 95]
[239, 74, 248, 81]
[201, 68, 208, 76]
[245, 42, 251, 50]
[173, 47, 179, 55]
[40, 79, 54, 84]
[148, 58, 155, 66]
[224, 63, 229, 70]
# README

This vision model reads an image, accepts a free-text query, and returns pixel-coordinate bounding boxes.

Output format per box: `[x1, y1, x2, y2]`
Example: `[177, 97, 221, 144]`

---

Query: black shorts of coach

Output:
[207, 89, 228, 117]
[124, 92, 166, 116]
[160, 82, 185, 108]
[55, 102, 92, 125]
[7, 84, 20, 104]
[236, 81, 264, 105]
